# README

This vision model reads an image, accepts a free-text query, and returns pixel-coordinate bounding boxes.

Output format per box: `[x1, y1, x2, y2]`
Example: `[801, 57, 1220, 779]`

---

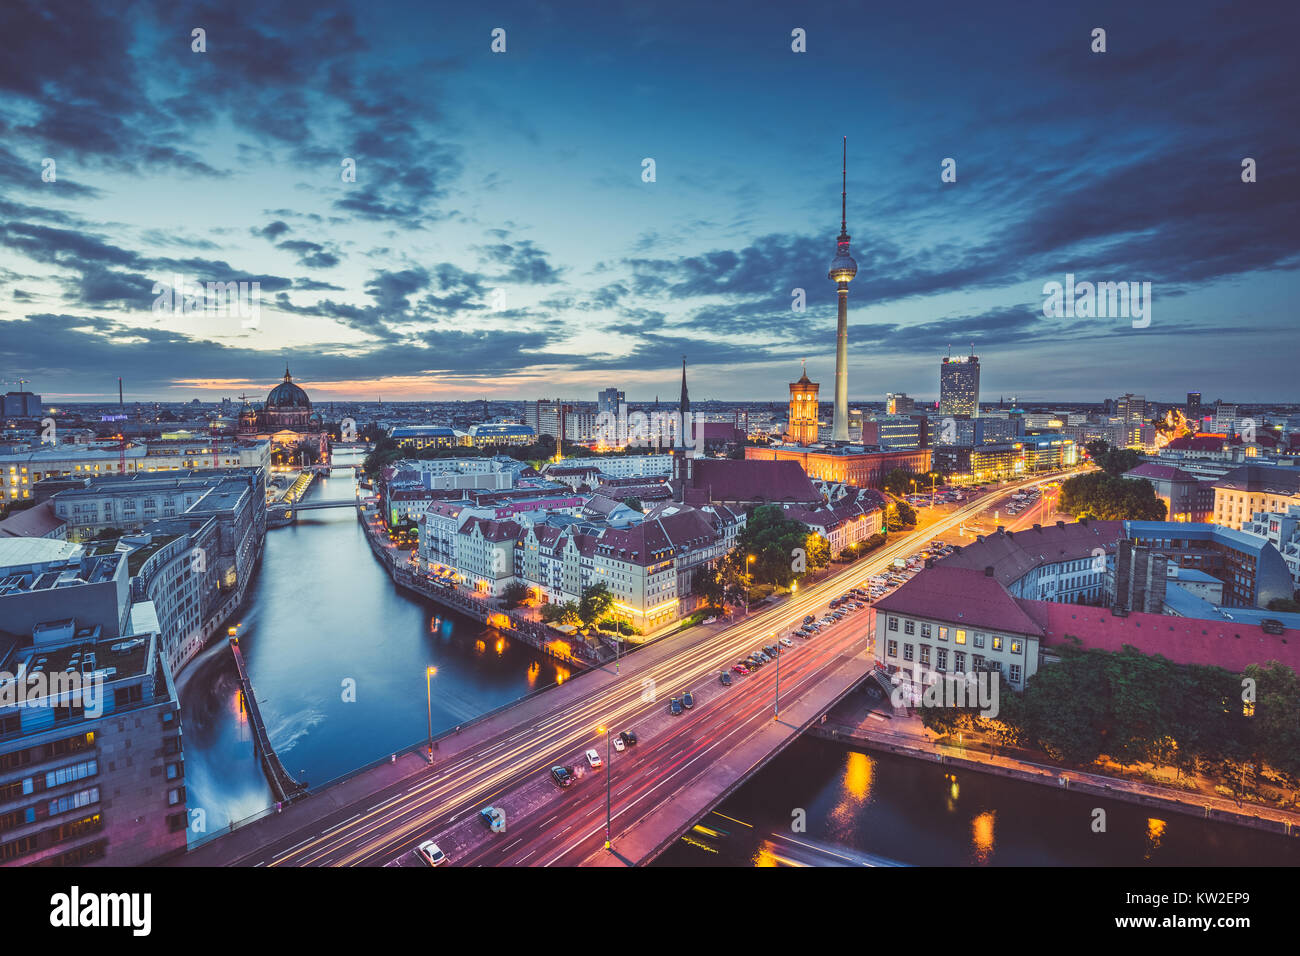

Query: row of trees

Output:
[694, 505, 831, 607]
[920, 643, 1300, 779]
[880, 467, 947, 499]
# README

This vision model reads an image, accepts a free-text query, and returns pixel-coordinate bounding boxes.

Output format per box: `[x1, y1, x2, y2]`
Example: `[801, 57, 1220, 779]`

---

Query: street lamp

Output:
[425, 666, 437, 760]
[745, 554, 755, 616]
[597, 724, 613, 849]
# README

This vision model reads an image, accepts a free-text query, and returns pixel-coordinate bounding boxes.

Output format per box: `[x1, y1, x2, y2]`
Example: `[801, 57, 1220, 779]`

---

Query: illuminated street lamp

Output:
[597, 724, 613, 849]
[772, 632, 782, 720]
[425, 666, 437, 760]
[745, 554, 755, 616]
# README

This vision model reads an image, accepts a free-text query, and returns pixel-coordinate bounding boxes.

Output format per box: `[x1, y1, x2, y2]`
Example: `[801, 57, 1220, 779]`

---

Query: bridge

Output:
[267, 498, 359, 515]
[170, 473, 1065, 867]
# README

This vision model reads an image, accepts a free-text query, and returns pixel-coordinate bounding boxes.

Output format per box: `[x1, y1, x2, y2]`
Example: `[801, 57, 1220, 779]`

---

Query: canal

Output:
[177, 454, 568, 838]
[653, 736, 1300, 867]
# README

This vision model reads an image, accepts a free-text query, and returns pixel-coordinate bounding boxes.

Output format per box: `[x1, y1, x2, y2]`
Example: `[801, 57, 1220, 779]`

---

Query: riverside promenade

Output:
[813, 690, 1300, 839]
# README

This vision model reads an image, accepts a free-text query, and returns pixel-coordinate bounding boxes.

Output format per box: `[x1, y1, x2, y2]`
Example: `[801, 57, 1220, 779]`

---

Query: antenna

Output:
[840, 137, 847, 235]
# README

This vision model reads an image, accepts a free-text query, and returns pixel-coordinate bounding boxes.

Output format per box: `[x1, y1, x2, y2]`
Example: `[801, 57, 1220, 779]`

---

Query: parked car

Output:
[416, 840, 446, 866]
[669, 697, 683, 716]
[779, 637, 793, 648]
[682, 691, 695, 709]
[613, 735, 626, 752]
[621, 730, 638, 746]
[585, 748, 602, 768]
[719, 671, 733, 686]
[479, 807, 501, 829]
[733, 662, 751, 675]
[803, 615, 815, 625]
[550, 765, 574, 788]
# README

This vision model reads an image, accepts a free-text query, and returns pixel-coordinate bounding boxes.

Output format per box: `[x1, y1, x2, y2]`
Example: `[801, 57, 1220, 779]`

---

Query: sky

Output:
[1, 0, 1297, 405]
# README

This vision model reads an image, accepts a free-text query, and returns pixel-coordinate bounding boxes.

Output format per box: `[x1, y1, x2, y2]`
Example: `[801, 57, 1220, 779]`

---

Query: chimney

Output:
[984, 566, 995, 577]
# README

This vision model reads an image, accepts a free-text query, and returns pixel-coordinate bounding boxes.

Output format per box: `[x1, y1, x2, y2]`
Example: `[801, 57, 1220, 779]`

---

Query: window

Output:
[903, 644, 914, 662]
[887, 616, 898, 631]
[919, 645, 930, 666]
[920, 622, 931, 638]
[1010, 640, 1022, 655]
[904, 620, 915, 635]
[886, 640, 898, 658]
[954, 651, 966, 671]
[992, 636, 1003, 651]
[1009, 664, 1022, 683]
[973, 633, 985, 648]
[936, 648, 948, 670]
[951, 628, 962, 644]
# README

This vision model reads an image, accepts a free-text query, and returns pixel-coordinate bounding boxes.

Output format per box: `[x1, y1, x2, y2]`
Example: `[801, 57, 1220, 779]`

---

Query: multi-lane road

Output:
[193, 470, 1073, 867]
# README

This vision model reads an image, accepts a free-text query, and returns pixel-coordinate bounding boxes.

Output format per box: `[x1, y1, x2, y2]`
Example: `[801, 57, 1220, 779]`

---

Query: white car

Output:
[416, 840, 446, 866]
[779, 637, 793, 648]
[613, 736, 625, 753]
[585, 748, 602, 768]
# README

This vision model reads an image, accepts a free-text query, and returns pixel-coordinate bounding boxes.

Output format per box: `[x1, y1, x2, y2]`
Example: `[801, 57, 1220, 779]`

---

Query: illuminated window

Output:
[954, 629, 965, 645]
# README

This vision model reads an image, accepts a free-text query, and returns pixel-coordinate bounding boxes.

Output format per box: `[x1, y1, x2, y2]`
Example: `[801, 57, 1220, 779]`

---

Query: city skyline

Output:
[2, 0, 1297, 404]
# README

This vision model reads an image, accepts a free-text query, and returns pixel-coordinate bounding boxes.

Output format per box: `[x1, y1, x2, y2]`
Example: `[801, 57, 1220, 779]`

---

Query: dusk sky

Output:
[1, 0, 1296, 404]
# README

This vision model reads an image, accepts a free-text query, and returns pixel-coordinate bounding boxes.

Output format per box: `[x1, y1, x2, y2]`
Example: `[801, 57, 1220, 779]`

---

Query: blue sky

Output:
[1, 0, 1296, 404]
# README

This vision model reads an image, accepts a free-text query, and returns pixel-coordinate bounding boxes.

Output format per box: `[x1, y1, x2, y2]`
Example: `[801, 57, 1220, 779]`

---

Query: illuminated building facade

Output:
[786, 363, 820, 446]
[938, 353, 980, 418]
[745, 444, 931, 489]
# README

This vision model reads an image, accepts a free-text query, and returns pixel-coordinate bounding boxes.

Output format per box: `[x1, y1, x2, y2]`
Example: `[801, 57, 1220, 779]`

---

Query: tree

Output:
[885, 499, 917, 531]
[621, 497, 643, 513]
[1059, 471, 1166, 520]
[881, 468, 916, 498]
[1084, 439, 1143, 477]
[578, 583, 615, 628]
[738, 505, 828, 588]
[540, 601, 580, 625]
[501, 581, 529, 608]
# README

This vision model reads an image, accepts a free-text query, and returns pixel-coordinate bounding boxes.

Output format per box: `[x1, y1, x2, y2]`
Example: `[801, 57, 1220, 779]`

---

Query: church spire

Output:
[679, 356, 689, 414]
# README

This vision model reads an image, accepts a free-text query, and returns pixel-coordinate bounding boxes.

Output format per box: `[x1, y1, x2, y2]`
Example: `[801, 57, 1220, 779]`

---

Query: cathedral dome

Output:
[266, 367, 311, 410]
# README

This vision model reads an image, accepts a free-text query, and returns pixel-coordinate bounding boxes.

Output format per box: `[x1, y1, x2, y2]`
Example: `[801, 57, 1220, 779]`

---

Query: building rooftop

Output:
[0, 537, 83, 572]
[873, 565, 1048, 636]
[937, 520, 1124, 586]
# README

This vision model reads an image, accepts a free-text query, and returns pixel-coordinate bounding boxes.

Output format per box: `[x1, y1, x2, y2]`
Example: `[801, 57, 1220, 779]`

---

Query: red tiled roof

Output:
[1126, 463, 1197, 483]
[937, 520, 1123, 586]
[872, 566, 1047, 636]
[1023, 602, 1300, 675]
[684, 458, 822, 505]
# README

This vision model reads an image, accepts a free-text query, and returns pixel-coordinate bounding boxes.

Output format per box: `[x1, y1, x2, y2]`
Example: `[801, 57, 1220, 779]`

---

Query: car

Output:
[803, 615, 815, 625]
[416, 840, 446, 866]
[719, 671, 733, 686]
[586, 748, 602, 768]
[479, 807, 501, 829]
[613, 735, 626, 752]
[621, 730, 638, 746]
[779, 637, 793, 648]
[733, 662, 750, 675]
[682, 691, 695, 709]
[669, 697, 683, 716]
[550, 765, 574, 788]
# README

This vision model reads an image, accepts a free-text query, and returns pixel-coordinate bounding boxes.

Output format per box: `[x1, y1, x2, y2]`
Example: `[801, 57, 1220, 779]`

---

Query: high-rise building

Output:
[1, 392, 42, 418]
[786, 362, 820, 446]
[597, 388, 625, 417]
[938, 353, 980, 418]
[827, 138, 857, 443]
[0, 539, 187, 866]
[1117, 393, 1147, 424]
[886, 392, 915, 415]
[1186, 392, 1202, 424]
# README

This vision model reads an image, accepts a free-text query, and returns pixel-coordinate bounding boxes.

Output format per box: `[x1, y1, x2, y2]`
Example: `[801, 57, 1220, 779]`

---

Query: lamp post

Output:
[745, 554, 755, 617]
[597, 724, 612, 849]
[425, 666, 437, 760]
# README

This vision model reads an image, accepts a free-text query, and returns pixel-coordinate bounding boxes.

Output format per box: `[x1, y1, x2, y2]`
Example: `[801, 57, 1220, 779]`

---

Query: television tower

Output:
[827, 137, 857, 443]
